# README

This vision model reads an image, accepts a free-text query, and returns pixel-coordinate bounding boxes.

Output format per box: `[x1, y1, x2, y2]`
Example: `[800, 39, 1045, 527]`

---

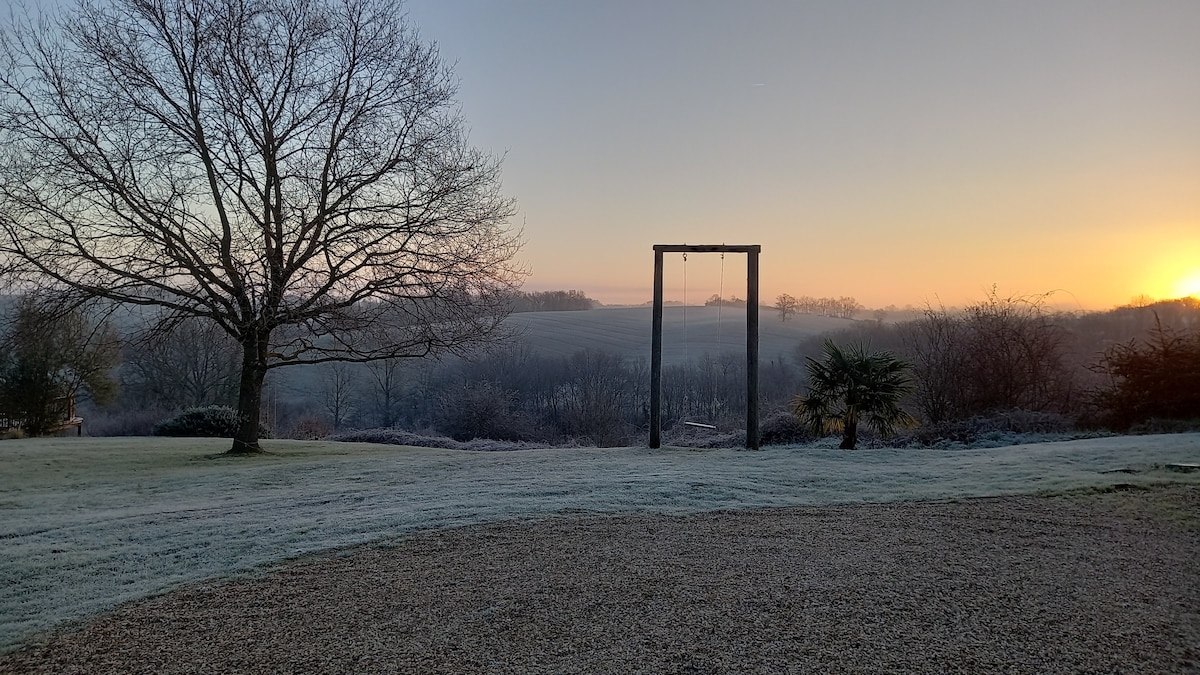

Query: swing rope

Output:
[679, 250, 718, 431]
[716, 251, 725, 348]
[681, 252, 688, 367]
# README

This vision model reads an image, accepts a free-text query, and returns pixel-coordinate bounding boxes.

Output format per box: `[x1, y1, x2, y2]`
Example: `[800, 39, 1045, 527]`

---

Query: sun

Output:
[1173, 271, 1200, 299]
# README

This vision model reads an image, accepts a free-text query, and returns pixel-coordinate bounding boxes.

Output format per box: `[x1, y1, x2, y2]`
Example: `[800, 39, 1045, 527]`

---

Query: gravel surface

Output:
[3, 485, 1198, 674]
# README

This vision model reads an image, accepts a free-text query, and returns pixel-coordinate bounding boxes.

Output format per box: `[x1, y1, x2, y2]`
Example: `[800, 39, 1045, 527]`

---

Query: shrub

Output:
[759, 410, 812, 446]
[1128, 418, 1200, 435]
[434, 380, 533, 442]
[901, 290, 1076, 425]
[661, 423, 746, 449]
[152, 405, 242, 437]
[1092, 321, 1200, 430]
[329, 427, 462, 448]
[897, 408, 1077, 447]
[326, 427, 550, 451]
[83, 408, 169, 436]
[283, 414, 333, 440]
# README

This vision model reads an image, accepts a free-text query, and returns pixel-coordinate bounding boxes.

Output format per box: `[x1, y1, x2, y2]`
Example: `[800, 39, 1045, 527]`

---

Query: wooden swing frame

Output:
[650, 244, 760, 450]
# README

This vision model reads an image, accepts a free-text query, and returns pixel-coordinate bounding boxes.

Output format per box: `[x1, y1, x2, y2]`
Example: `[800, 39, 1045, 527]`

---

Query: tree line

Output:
[6, 289, 1197, 447]
[774, 294, 864, 321]
[509, 290, 599, 313]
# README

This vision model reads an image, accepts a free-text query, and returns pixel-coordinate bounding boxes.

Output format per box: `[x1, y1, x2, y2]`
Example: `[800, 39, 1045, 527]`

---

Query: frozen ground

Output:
[2, 434, 1198, 650]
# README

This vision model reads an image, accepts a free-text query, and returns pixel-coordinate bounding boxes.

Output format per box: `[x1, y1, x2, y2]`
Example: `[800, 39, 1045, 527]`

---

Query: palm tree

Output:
[792, 339, 915, 449]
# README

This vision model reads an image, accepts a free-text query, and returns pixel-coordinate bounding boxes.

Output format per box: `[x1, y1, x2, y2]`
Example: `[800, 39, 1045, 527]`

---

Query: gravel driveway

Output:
[3, 485, 1197, 674]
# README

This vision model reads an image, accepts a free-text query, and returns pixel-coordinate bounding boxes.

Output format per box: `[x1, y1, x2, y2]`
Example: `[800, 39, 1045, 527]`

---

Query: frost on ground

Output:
[1, 434, 1198, 651]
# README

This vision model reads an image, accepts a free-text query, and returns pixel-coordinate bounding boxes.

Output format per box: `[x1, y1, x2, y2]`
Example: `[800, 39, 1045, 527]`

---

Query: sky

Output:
[403, 0, 1200, 309]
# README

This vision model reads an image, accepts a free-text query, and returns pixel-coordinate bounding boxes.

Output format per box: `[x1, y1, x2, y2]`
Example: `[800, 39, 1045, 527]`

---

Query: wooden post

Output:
[650, 248, 665, 448]
[746, 248, 760, 450]
[649, 244, 760, 450]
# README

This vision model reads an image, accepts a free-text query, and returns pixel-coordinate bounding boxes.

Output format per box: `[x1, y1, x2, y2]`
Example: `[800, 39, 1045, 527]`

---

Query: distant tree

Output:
[1092, 319, 1200, 429]
[790, 295, 861, 319]
[1070, 297, 1200, 375]
[510, 290, 598, 312]
[835, 296, 864, 319]
[322, 363, 357, 432]
[0, 297, 119, 434]
[792, 340, 914, 449]
[774, 293, 798, 322]
[120, 318, 240, 410]
[705, 295, 746, 307]
[549, 350, 635, 445]
[364, 359, 403, 428]
[0, 0, 521, 454]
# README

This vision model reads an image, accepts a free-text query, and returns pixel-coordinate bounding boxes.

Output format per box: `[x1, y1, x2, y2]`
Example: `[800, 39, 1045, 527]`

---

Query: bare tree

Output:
[899, 305, 967, 425]
[790, 295, 861, 319]
[121, 317, 241, 410]
[550, 350, 634, 445]
[364, 357, 402, 428]
[321, 362, 356, 432]
[835, 296, 863, 319]
[774, 293, 798, 322]
[0, 0, 522, 453]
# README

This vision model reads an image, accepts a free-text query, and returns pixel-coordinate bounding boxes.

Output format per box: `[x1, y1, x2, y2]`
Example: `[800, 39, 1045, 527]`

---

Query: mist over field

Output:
[480, 306, 851, 363]
[54, 294, 1193, 448]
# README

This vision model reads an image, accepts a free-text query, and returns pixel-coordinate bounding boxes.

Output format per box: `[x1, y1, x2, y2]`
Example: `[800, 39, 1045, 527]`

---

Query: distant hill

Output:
[503, 306, 854, 366]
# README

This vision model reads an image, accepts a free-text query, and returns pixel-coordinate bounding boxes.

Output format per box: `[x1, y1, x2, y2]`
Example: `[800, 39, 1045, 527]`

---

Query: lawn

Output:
[1, 433, 1198, 651]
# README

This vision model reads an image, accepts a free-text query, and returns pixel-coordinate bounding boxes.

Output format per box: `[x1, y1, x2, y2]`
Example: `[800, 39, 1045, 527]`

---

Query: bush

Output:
[434, 381, 534, 442]
[329, 427, 462, 449]
[1092, 322, 1200, 430]
[152, 405, 242, 437]
[896, 408, 1079, 448]
[901, 291, 1076, 425]
[660, 423, 746, 449]
[327, 427, 550, 451]
[1128, 417, 1200, 435]
[282, 414, 332, 440]
[759, 410, 812, 446]
[83, 408, 169, 436]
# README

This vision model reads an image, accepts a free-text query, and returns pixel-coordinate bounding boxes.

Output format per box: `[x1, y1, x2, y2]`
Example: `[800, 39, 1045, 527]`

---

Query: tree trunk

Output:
[839, 422, 858, 449]
[229, 332, 269, 454]
[840, 407, 858, 450]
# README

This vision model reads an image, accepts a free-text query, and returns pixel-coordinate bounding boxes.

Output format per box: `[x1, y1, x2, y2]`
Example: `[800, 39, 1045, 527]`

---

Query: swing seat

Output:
[683, 421, 717, 430]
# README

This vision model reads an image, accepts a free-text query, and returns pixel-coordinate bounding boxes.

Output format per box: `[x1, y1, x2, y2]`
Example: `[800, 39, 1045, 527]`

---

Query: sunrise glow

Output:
[1175, 272, 1200, 299]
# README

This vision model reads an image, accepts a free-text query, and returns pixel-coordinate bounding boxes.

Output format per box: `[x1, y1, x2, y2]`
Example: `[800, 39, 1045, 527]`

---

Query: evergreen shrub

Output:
[152, 405, 242, 437]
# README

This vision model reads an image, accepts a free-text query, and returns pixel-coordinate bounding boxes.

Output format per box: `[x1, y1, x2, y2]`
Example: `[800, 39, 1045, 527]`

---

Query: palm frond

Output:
[791, 339, 915, 447]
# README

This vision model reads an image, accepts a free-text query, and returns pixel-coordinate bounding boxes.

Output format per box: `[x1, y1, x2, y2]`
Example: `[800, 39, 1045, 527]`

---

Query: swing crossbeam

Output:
[652, 244, 760, 254]
[650, 244, 761, 450]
